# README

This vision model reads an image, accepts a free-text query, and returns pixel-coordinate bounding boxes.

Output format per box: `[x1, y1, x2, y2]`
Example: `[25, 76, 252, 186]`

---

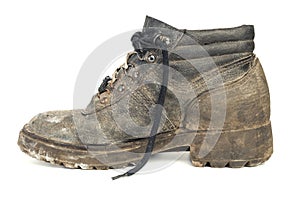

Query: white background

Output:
[0, 0, 299, 199]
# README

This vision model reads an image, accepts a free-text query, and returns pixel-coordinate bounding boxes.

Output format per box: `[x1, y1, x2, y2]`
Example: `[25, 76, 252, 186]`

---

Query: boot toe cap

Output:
[25, 110, 82, 145]
[23, 109, 112, 145]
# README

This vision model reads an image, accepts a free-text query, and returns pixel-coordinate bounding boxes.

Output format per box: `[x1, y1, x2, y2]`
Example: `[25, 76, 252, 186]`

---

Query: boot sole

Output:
[190, 122, 273, 168]
[18, 122, 273, 169]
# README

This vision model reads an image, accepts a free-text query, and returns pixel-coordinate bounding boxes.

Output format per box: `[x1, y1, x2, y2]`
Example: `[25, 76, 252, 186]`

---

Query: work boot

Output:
[18, 16, 273, 178]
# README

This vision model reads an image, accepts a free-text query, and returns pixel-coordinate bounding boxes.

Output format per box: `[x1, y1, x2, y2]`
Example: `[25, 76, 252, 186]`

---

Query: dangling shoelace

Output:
[112, 31, 170, 180]
[96, 30, 171, 180]
[112, 49, 169, 180]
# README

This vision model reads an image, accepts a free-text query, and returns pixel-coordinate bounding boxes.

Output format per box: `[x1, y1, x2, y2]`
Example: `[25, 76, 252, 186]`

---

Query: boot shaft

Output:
[124, 17, 270, 133]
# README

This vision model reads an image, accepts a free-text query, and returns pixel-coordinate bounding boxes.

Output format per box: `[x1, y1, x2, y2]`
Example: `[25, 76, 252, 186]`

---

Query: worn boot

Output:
[18, 16, 273, 178]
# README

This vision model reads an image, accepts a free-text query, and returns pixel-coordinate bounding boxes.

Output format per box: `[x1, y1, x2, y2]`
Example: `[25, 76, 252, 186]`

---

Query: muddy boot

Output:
[18, 16, 273, 178]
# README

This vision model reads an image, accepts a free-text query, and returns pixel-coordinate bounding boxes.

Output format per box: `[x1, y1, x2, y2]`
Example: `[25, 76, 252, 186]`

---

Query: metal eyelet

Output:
[133, 71, 139, 78]
[127, 63, 134, 68]
[117, 84, 125, 92]
[100, 97, 108, 104]
[147, 54, 156, 63]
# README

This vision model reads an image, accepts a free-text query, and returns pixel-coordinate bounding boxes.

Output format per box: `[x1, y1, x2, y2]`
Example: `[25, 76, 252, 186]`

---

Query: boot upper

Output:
[25, 16, 257, 146]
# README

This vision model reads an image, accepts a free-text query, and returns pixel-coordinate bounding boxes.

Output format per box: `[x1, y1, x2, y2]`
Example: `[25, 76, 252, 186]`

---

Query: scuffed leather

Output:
[25, 16, 264, 146]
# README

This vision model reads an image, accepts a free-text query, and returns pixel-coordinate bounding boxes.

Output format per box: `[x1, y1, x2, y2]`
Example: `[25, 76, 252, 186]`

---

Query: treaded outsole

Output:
[191, 158, 270, 168]
[19, 126, 272, 170]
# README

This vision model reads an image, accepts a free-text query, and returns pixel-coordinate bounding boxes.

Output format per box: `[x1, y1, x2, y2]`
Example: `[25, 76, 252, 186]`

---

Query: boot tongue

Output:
[132, 16, 184, 50]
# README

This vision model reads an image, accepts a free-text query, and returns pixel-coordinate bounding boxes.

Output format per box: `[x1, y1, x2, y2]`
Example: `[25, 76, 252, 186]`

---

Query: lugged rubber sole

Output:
[190, 122, 273, 168]
[18, 122, 273, 169]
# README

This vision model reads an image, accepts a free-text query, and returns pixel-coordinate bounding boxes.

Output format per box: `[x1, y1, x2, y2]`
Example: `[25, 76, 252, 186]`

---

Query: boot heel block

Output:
[190, 122, 273, 168]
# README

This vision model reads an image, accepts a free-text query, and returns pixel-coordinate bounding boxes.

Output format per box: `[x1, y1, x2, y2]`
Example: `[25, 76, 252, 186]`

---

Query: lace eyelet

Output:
[118, 84, 125, 92]
[147, 54, 156, 63]
[100, 97, 108, 104]
[133, 71, 139, 78]
[127, 63, 134, 68]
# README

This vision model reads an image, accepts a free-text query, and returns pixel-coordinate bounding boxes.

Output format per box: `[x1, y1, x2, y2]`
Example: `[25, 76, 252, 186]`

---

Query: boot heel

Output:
[190, 122, 273, 168]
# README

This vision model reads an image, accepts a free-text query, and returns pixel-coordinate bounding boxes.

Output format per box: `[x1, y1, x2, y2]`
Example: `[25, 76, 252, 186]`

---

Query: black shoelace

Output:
[98, 76, 112, 94]
[111, 50, 169, 180]
[97, 30, 171, 179]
